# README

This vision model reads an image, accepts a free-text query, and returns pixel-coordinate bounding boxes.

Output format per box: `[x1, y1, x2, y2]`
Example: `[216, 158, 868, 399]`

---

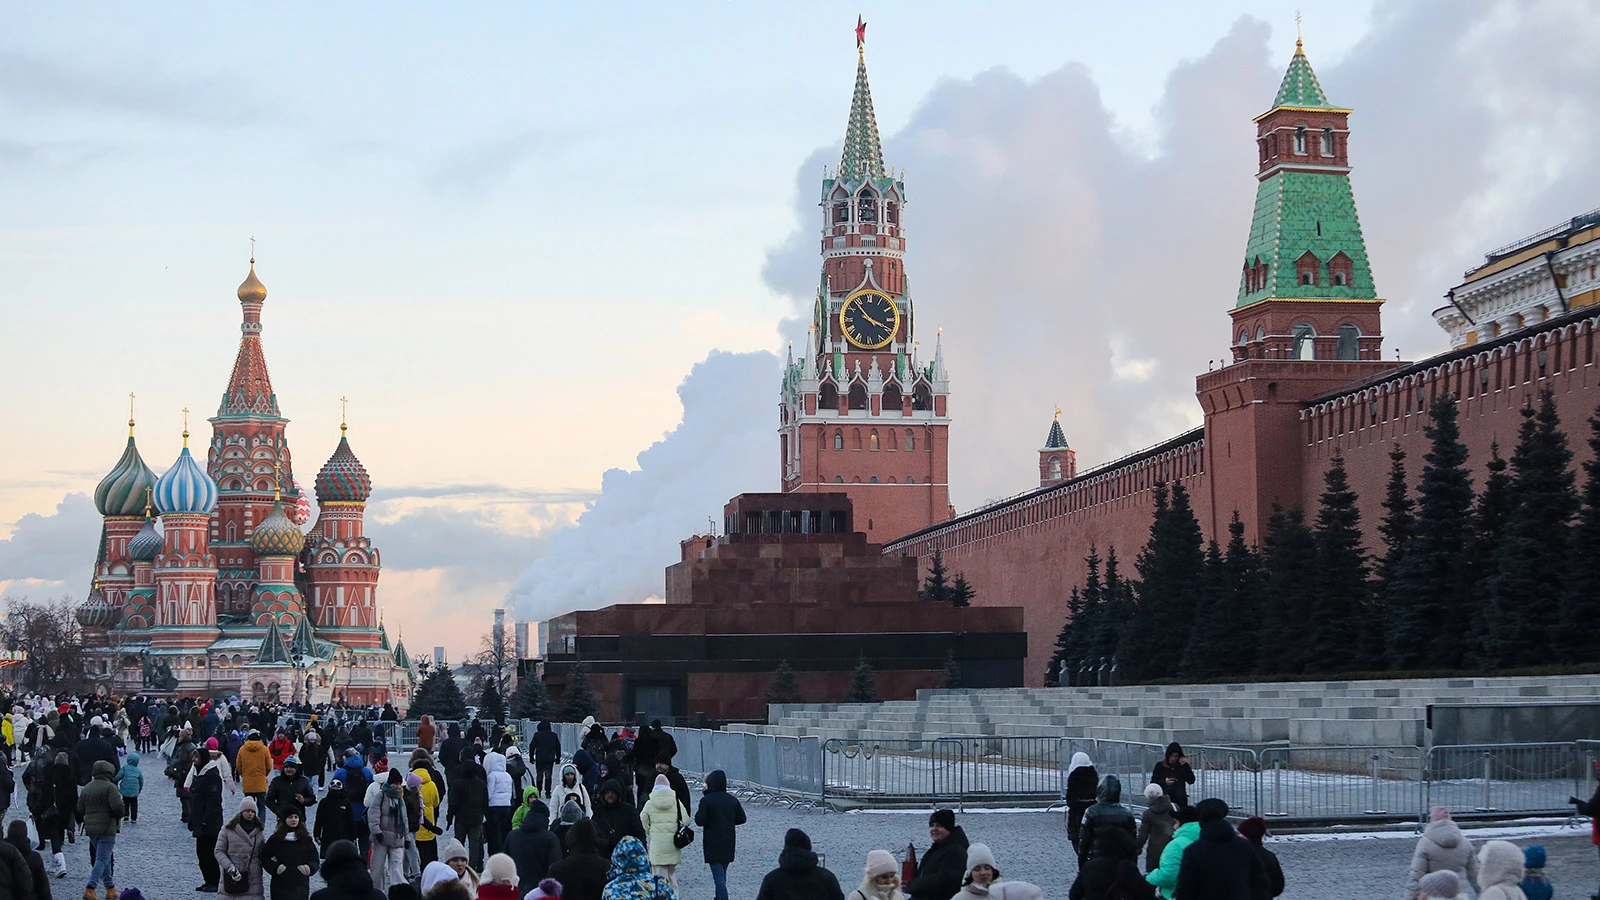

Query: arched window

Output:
[857, 189, 877, 222]
[851, 476, 862, 484]
[869, 476, 879, 484]
[1292, 323, 1316, 360]
[848, 384, 868, 410]
[833, 431, 844, 450]
[905, 429, 915, 451]
[1048, 456, 1062, 480]
[869, 431, 879, 451]
[833, 476, 844, 483]
[1296, 250, 1320, 287]
[1321, 127, 1335, 157]
[227, 522, 236, 542]
[907, 476, 916, 484]
[820, 382, 838, 410]
[852, 429, 862, 450]
[912, 384, 933, 410]
[1238, 330, 1248, 346]
[886, 203, 899, 224]
[1336, 324, 1360, 360]
[833, 202, 848, 223]
[882, 383, 902, 412]
[1294, 125, 1307, 155]
[1256, 326, 1266, 342]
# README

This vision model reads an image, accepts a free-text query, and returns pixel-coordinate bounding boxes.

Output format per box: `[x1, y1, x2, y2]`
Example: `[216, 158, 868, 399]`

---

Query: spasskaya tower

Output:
[779, 20, 952, 541]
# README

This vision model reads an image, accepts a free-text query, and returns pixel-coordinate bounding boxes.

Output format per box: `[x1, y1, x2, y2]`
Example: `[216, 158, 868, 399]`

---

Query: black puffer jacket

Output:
[1070, 827, 1154, 900]
[308, 841, 384, 900]
[505, 801, 562, 897]
[3, 830, 48, 900]
[591, 779, 645, 856]
[1175, 819, 1269, 900]
[754, 846, 844, 900]
[904, 826, 970, 900]
[1078, 776, 1137, 864]
[694, 770, 746, 865]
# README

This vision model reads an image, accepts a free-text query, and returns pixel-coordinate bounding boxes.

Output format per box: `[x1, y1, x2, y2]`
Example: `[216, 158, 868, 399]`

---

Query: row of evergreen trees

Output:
[1051, 390, 1600, 683]
[410, 662, 599, 723]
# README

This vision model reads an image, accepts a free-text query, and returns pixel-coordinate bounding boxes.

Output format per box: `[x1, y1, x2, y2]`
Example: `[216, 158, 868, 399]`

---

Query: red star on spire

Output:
[856, 15, 866, 50]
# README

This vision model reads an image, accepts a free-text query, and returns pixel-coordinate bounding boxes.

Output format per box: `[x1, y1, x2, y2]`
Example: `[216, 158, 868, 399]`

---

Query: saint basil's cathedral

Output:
[77, 261, 415, 705]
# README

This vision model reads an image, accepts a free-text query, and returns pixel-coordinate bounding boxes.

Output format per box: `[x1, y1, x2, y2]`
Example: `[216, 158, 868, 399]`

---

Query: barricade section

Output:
[1259, 745, 1423, 821]
[1427, 743, 1585, 818]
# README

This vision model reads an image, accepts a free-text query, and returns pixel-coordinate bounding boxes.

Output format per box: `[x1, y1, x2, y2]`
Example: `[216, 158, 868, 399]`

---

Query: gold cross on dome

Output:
[340, 396, 349, 434]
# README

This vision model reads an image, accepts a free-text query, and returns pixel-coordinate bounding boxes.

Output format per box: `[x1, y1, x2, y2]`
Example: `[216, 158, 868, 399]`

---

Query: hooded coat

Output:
[415, 716, 436, 752]
[1476, 841, 1527, 900]
[506, 800, 564, 897]
[76, 759, 125, 835]
[308, 841, 385, 900]
[548, 820, 611, 900]
[269, 735, 295, 771]
[412, 767, 442, 844]
[313, 790, 356, 857]
[1405, 817, 1480, 900]
[266, 765, 316, 819]
[116, 752, 144, 799]
[1064, 753, 1099, 850]
[510, 785, 542, 831]
[558, 763, 594, 817]
[3, 825, 47, 900]
[238, 738, 274, 794]
[1070, 827, 1153, 900]
[1137, 794, 1177, 873]
[1174, 818, 1269, 900]
[530, 722, 561, 765]
[754, 833, 845, 900]
[592, 779, 646, 856]
[485, 752, 514, 808]
[601, 837, 674, 900]
[1078, 776, 1137, 865]
[694, 769, 746, 865]
[1145, 821, 1200, 900]
[0, 837, 32, 900]
[447, 757, 488, 831]
[904, 825, 970, 900]
[638, 783, 690, 867]
[1150, 744, 1195, 809]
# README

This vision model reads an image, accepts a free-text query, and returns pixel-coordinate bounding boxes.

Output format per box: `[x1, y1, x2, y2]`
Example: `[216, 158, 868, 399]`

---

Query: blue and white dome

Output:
[154, 438, 218, 516]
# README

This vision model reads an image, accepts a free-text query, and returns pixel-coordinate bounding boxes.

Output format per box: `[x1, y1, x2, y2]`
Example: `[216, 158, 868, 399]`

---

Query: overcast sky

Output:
[5, 1, 1596, 657]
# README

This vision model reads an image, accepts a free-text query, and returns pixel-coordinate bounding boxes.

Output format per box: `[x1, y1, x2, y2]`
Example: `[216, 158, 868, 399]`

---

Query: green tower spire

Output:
[838, 37, 885, 184]
[1271, 38, 1333, 109]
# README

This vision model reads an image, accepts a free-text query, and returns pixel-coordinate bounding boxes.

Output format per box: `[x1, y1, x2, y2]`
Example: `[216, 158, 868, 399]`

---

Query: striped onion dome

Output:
[154, 439, 219, 516]
[75, 582, 122, 629]
[128, 515, 163, 563]
[250, 499, 304, 557]
[315, 432, 372, 503]
[93, 434, 157, 517]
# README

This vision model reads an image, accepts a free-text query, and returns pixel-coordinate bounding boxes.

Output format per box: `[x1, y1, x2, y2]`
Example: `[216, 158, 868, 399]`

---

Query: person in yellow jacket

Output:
[236, 730, 273, 803]
[412, 766, 443, 866]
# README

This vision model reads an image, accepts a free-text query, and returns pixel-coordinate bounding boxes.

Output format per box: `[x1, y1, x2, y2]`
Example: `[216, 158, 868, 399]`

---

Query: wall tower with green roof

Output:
[1228, 36, 1385, 365]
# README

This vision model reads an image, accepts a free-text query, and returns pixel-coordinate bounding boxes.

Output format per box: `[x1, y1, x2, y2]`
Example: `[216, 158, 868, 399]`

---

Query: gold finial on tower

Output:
[1054, 406, 1062, 420]
[339, 396, 349, 436]
[128, 392, 137, 436]
[143, 486, 153, 518]
[1295, 10, 1304, 53]
[181, 408, 190, 447]
[273, 462, 282, 501]
[250, 235, 256, 264]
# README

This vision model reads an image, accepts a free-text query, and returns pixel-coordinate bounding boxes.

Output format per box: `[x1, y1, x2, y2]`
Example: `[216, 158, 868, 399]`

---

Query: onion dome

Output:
[75, 580, 122, 629]
[290, 478, 312, 525]
[238, 259, 267, 303]
[154, 430, 219, 516]
[128, 515, 163, 563]
[250, 499, 304, 557]
[93, 425, 157, 517]
[315, 428, 372, 504]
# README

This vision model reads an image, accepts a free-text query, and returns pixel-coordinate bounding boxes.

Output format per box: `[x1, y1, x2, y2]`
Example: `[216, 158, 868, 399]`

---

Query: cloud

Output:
[756, 3, 1600, 510]
[506, 349, 778, 622]
[427, 130, 577, 197]
[0, 52, 262, 127]
[0, 493, 100, 592]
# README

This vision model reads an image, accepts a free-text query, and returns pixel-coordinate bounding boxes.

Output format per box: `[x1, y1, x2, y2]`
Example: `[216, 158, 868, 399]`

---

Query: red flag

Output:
[856, 15, 867, 49]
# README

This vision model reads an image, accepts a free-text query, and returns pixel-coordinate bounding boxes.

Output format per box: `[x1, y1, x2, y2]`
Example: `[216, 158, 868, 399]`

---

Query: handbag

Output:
[222, 830, 258, 895]
[672, 798, 694, 849]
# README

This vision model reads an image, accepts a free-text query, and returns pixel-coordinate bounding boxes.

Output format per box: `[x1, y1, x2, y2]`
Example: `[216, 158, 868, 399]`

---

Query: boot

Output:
[82, 888, 97, 900]
[104, 887, 117, 900]
[52, 852, 65, 878]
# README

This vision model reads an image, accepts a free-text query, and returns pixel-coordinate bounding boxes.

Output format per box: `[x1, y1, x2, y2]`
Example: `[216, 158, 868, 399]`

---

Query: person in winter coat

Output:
[308, 840, 384, 900]
[1137, 782, 1176, 873]
[411, 766, 442, 866]
[78, 758, 126, 899]
[558, 762, 594, 818]
[592, 779, 646, 858]
[298, 732, 327, 789]
[1145, 805, 1200, 900]
[437, 838, 480, 895]
[601, 837, 676, 900]
[548, 820, 610, 900]
[238, 732, 274, 804]
[639, 775, 691, 888]
[269, 733, 295, 772]
[190, 748, 227, 890]
[1064, 752, 1099, 854]
[1420, 870, 1463, 899]
[313, 779, 356, 859]
[1476, 840, 1528, 900]
[1518, 845, 1552, 900]
[476, 854, 519, 900]
[366, 771, 410, 892]
[753, 828, 843, 900]
[437, 726, 466, 799]
[506, 800, 562, 898]
[4, 820, 47, 900]
[262, 805, 319, 900]
[43, 752, 76, 878]
[848, 850, 902, 900]
[1236, 817, 1284, 897]
[1150, 743, 1195, 810]
[267, 758, 317, 823]
[338, 753, 374, 858]
[1570, 769, 1600, 900]
[572, 748, 602, 798]
[1174, 798, 1269, 900]
[415, 717, 436, 755]
[482, 751, 514, 856]
[114, 752, 143, 823]
[1070, 828, 1153, 900]
[530, 722, 560, 799]
[509, 786, 542, 832]
[694, 769, 747, 900]
[1078, 775, 1137, 867]
[652, 758, 691, 821]
[0, 832, 34, 900]
[421, 862, 472, 900]
[905, 809, 970, 900]
[445, 750, 487, 871]
[215, 797, 268, 900]
[1406, 807, 1480, 900]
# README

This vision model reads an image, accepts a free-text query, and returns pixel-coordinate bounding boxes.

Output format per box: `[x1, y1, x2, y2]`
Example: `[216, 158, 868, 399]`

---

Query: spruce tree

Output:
[919, 549, 952, 603]
[764, 660, 804, 705]
[1366, 446, 1414, 670]
[1388, 393, 1475, 671]
[511, 672, 556, 721]
[560, 660, 599, 722]
[1130, 482, 1205, 681]
[939, 651, 963, 689]
[1050, 586, 1083, 685]
[1258, 506, 1317, 676]
[1218, 512, 1264, 675]
[1179, 540, 1228, 680]
[1309, 455, 1368, 674]
[1559, 401, 1600, 663]
[950, 574, 975, 608]
[412, 666, 469, 720]
[480, 679, 507, 725]
[1098, 547, 1133, 672]
[1486, 390, 1575, 668]
[844, 657, 880, 703]
[1463, 444, 1510, 668]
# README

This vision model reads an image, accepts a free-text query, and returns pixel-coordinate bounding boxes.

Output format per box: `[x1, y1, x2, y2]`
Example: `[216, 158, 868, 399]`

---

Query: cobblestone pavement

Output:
[18, 762, 1599, 898]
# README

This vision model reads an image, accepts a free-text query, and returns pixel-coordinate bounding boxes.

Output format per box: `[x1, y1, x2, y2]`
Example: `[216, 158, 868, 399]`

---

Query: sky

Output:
[5, 1, 1599, 658]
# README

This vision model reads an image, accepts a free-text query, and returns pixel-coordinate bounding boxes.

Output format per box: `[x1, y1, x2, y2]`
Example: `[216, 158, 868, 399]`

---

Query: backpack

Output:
[506, 753, 527, 784]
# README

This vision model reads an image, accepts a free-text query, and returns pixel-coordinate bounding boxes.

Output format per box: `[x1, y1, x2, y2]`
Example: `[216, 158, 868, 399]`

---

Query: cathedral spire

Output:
[219, 254, 281, 418]
[838, 18, 886, 184]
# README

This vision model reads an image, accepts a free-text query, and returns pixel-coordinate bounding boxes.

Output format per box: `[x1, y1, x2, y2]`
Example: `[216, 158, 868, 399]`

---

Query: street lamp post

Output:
[292, 652, 305, 708]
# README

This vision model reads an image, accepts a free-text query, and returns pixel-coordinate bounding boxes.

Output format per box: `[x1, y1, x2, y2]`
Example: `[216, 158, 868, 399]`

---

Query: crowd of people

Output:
[0, 694, 1592, 900]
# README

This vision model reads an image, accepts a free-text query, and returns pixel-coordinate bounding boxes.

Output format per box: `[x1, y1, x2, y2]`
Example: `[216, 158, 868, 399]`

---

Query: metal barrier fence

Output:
[1426, 743, 1587, 818]
[1260, 745, 1424, 822]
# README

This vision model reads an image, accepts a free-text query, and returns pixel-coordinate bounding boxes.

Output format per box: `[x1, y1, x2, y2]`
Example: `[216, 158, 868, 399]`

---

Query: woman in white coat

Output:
[639, 774, 690, 890]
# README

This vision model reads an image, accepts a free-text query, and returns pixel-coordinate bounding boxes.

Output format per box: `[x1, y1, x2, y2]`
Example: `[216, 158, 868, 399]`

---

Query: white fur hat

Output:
[1143, 782, 1165, 802]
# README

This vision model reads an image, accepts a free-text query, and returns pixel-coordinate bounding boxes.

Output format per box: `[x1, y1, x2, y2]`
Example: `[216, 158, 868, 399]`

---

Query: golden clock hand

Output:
[861, 312, 888, 330]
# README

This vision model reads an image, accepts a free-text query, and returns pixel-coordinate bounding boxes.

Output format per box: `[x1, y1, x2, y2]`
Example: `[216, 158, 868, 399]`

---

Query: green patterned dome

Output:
[315, 431, 372, 503]
[250, 500, 304, 557]
[94, 433, 156, 517]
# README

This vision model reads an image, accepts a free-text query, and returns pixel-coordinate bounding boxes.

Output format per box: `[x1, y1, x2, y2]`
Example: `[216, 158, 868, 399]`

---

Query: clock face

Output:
[840, 289, 901, 350]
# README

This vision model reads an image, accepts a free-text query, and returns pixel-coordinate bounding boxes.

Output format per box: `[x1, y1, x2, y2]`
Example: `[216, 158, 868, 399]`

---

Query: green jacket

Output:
[77, 760, 126, 836]
[509, 785, 541, 831]
[1146, 820, 1200, 899]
